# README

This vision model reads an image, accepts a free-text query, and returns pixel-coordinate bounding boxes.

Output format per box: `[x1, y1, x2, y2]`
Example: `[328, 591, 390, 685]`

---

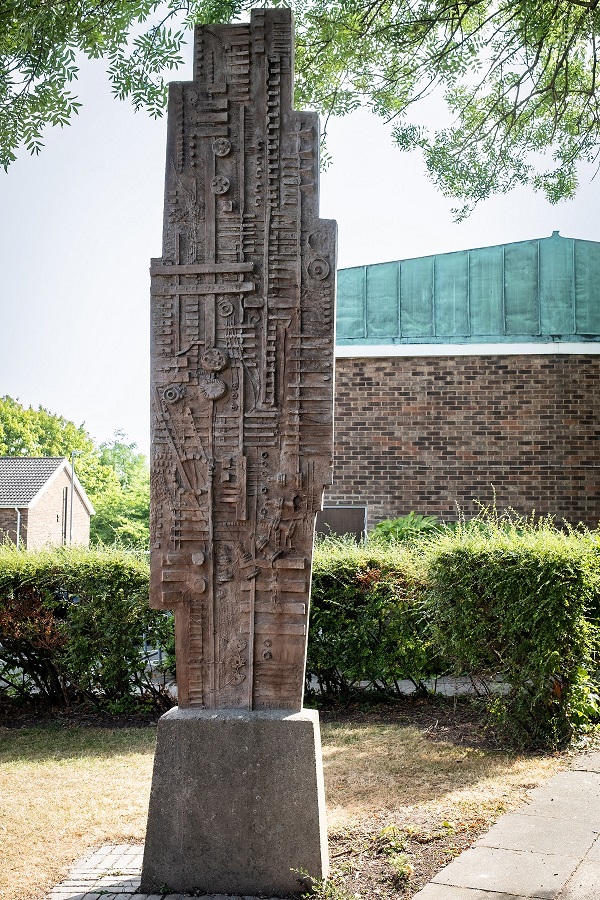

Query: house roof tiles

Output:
[0, 457, 67, 507]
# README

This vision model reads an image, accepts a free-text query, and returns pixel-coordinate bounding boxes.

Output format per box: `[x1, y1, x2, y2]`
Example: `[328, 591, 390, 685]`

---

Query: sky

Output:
[2, 42, 600, 459]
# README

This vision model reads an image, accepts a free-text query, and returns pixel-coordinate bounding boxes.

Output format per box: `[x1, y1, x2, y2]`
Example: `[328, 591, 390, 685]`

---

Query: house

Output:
[324, 232, 600, 529]
[0, 457, 95, 548]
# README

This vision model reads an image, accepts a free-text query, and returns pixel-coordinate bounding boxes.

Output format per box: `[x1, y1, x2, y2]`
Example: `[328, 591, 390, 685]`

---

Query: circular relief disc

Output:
[201, 347, 228, 372]
[307, 257, 330, 280]
[162, 383, 185, 403]
[219, 300, 234, 317]
[211, 175, 230, 195]
[212, 138, 232, 157]
[202, 379, 227, 400]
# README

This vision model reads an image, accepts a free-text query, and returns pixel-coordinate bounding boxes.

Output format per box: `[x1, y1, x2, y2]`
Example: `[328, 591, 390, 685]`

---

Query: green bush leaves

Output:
[0, 544, 172, 711]
[308, 537, 443, 698]
[425, 524, 600, 748]
[2, 522, 599, 748]
[310, 524, 600, 749]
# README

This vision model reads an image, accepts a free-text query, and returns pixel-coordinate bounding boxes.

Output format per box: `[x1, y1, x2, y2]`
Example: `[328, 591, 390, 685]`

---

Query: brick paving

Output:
[46, 844, 279, 900]
[46, 845, 148, 900]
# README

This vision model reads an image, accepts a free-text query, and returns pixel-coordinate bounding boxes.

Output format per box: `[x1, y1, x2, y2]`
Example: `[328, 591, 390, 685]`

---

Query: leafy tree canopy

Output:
[3, 1, 600, 213]
[0, 396, 149, 546]
[93, 431, 151, 546]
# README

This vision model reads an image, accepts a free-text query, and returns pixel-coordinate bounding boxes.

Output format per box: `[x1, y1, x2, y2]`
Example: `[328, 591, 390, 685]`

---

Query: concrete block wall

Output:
[325, 354, 600, 529]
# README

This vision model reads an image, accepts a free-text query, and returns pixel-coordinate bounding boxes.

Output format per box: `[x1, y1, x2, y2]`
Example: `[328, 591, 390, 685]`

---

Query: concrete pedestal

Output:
[140, 707, 329, 896]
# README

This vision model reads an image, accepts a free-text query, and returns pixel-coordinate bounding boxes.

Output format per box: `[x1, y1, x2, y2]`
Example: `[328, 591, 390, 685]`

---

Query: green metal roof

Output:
[336, 232, 600, 344]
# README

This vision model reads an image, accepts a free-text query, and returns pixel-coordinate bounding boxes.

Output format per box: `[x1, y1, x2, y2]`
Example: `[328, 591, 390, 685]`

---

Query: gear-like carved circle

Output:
[308, 257, 330, 280]
[162, 383, 185, 403]
[219, 300, 234, 317]
[202, 378, 227, 400]
[212, 138, 232, 157]
[201, 347, 228, 372]
[211, 174, 230, 194]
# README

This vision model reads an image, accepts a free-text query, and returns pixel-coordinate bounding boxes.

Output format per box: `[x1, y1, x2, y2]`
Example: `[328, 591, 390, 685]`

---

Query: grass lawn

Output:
[0, 700, 574, 900]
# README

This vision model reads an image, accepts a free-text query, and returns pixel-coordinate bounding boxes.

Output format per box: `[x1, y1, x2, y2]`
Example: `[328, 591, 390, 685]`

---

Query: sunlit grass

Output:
[320, 722, 565, 828]
[0, 721, 567, 900]
[0, 727, 155, 900]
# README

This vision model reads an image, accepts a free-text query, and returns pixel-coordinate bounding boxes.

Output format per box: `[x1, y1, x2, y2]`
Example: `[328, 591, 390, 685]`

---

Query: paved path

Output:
[47, 753, 600, 900]
[47, 845, 149, 900]
[413, 751, 600, 900]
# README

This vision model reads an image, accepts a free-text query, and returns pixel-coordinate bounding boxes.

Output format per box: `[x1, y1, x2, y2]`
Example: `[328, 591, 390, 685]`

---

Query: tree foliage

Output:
[92, 432, 150, 546]
[0, 394, 115, 500]
[290, 0, 600, 215]
[0, 0, 188, 169]
[0, 397, 149, 546]
[3, 1, 600, 210]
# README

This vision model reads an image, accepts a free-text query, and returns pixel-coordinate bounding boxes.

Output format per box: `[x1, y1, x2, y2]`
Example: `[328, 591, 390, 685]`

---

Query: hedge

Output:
[307, 537, 444, 696]
[424, 523, 600, 748]
[2, 524, 600, 748]
[0, 544, 172, 711]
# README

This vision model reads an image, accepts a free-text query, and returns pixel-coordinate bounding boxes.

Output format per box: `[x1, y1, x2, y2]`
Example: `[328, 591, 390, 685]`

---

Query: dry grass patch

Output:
[321, 721, 566, 828]
[0, 727, 156, 900]
[0, 706, 574, 900]
[320, 718, 569, 898]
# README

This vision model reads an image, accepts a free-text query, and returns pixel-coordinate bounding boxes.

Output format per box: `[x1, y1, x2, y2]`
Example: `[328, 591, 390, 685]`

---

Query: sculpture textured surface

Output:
[150, 8, 336, 712]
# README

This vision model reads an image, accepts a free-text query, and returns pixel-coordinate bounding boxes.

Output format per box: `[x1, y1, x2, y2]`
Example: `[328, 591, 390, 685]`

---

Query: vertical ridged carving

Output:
[150, 9, 337, 711]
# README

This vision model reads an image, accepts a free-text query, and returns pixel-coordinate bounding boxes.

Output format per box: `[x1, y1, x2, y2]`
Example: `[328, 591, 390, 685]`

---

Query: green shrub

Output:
[0, 544, 172, 711]
[369, 512, 442, 543]
[4, 521, 599, 749]
[425, 522, 600, 748]
[307, 536, 444, 697]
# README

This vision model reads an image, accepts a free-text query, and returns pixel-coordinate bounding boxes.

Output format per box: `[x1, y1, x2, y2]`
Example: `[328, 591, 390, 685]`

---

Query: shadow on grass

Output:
[0, 723, 157, 763]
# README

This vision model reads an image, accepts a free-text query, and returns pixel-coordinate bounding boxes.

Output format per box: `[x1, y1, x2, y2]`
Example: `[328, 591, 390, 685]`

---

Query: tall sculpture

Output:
[142, 9, 335, 894]
[149, 7, 335, 713]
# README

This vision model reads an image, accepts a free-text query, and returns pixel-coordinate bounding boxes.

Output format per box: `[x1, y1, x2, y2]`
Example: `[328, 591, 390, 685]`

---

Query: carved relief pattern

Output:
[150, 9, 336, 711]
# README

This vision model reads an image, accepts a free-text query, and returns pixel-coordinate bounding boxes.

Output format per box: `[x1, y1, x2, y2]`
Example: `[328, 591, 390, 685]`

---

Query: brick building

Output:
[324, 232, 600, 529]
[0, 457, 95, 548]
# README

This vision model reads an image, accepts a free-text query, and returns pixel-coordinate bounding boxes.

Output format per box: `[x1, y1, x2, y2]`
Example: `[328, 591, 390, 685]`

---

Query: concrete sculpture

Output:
[141, 9, 335, 894]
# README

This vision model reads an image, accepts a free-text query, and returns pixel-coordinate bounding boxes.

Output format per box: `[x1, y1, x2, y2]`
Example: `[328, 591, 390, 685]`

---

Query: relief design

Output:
[150, 9, 337, 711]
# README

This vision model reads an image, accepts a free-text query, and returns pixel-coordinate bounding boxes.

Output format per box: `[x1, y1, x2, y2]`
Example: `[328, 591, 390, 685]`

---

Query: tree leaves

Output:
[0, 397, 149, 547]
[3, 2, 600, 204]
[0, 0, 184, 169]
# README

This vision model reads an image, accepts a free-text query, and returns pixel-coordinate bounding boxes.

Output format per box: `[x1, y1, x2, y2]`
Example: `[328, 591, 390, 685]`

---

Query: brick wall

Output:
[26, 469, 90, 548]
[325, 354, 600, 529]
[0, 508, 28, 546]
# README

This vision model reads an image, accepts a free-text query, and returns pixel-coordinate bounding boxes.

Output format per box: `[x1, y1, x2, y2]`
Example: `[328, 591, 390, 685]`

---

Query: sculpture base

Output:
[140, 707, 329, 896]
